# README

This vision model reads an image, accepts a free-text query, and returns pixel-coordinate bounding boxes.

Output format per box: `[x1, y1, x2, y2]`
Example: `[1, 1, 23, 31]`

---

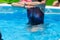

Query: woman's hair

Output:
[38, 0, 42, 2]
[35, 0, 42, 2]
[58, 0, 60, 3]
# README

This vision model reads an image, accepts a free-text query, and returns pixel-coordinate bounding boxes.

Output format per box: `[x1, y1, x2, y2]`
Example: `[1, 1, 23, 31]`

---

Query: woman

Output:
[26, 0, 46, 32]
[12, 0, 46, 32]
[26, 0, 45, 25]
[53, 0, 60, 7]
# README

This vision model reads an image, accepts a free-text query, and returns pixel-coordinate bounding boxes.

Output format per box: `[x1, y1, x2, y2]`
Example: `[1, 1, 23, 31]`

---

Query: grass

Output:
[0, 0, 19, 4]
[46, 0, 56, 6]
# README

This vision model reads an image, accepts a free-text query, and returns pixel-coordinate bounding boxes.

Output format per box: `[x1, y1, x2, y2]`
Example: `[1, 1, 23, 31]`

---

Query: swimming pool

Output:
[0, 4, 60, 40]
[45, 6, 60, 14]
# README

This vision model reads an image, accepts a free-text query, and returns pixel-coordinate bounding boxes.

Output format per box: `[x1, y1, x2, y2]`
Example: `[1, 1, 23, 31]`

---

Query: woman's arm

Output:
[12, 2, 25, 7]
[12, 2, 41, 8]
[40, 0, 46, 4]
[25, 2, 40, 6]
[11, 0, 46, 8]
[25, 0, 46, 6]
[25, 5, 35, 8]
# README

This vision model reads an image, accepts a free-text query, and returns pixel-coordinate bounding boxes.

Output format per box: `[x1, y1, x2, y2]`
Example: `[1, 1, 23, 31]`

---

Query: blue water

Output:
[45, 8, 60, 13]
[0, 6, 60, 40]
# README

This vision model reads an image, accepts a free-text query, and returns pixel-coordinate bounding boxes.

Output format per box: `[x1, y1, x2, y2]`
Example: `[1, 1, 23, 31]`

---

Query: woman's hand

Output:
[25, 2, 41, 6]
[25, 5, 35, 8]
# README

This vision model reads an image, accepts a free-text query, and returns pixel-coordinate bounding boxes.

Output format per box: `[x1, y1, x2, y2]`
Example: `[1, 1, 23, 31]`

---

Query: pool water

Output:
[45, 8, 60, 13]
[0, 6, 60, 40]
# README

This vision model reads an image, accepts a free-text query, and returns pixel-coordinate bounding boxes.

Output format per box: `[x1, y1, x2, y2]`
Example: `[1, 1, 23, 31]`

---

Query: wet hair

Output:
[34, 0, 42, 2]
[38, 0, 42, 2]
[58, 0, 60, 3]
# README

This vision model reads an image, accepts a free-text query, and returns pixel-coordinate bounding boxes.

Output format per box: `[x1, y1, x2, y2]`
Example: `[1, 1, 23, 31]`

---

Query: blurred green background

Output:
[46, 0, 55, 6]
[0, 0, 55, 5]
[0, 0, 19, 4]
